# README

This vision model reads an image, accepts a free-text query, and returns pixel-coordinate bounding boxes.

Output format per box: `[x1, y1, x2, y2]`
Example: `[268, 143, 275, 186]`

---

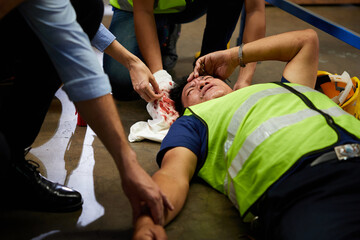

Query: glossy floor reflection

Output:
[1, 3, 359, 240]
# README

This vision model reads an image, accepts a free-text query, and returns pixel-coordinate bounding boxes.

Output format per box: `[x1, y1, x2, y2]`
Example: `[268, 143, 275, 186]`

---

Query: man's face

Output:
[181, 76, 233, 108]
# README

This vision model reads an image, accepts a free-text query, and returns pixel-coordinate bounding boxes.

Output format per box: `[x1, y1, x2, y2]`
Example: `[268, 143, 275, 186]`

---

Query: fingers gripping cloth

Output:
[128, 70, 179, 142]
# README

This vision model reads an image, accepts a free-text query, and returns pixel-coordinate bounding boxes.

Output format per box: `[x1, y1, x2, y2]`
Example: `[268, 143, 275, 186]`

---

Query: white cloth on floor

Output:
[128, 70, 179, 142]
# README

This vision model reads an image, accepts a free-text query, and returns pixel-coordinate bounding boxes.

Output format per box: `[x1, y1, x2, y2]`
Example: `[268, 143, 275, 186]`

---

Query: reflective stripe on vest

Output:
[224, 86, 316, 155]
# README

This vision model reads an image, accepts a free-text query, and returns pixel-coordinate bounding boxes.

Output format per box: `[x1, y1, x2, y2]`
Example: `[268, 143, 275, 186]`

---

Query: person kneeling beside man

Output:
[133, 29, 360, 240]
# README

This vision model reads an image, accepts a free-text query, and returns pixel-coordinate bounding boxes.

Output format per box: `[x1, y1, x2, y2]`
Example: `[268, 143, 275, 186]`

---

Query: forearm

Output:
[74, 94, 137, 173]
[240, 29, 318, 87]
[133, 171, 189, 236]
[104, 40, 141, 71]
[152, 171, 189, 224]
[235, 0, 265, 89]
[227, 30, 312, 66]
[133, 7, 163, 73]
[132, 170, 189, 239]
[235, 62, 257, 89]
[135, 147, 196, 228]
[242, 0, 265, 45]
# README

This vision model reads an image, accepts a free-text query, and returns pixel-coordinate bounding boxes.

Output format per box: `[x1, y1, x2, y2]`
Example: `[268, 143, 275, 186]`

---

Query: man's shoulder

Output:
[172, 115, 205, 130]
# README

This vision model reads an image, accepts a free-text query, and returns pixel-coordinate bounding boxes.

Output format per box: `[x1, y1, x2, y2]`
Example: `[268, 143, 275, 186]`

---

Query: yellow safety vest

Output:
[184, 83, 360, 221]
[110, 0, 187, 13]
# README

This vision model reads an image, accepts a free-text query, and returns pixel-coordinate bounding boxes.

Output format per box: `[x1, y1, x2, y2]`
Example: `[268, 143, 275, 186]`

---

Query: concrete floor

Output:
[1, 4, 359, 240]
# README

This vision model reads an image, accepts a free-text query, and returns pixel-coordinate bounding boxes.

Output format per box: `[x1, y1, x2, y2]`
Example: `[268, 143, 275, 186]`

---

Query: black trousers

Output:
[0, 0, 103, 165]
[156, 0, 243, 55]
[257, 158, 360, 240]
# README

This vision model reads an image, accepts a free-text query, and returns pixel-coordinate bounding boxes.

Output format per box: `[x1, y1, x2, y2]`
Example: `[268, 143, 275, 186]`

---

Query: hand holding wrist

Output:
[135, 214, 155, 230]
[133, 214, 167, 240]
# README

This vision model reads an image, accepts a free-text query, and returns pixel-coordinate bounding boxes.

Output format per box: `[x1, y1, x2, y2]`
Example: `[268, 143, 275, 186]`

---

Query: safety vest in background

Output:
[109, 0, 188, 13]
[184, 83, 360, 221]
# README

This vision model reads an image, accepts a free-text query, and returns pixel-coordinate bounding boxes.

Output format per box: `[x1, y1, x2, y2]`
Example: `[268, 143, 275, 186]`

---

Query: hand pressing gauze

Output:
[128, 70, 179, 142]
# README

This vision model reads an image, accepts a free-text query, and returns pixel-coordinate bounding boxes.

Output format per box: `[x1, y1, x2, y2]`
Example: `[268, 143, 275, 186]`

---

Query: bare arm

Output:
[104, 40, 162, 102]
[133, 0, 163, 74]
[0, 0, 26, 19]
[234, 0, 265, 90]
[241, 29, 319, 88]
[133, 147, 198, 239]
[191, 29, 319, 88]
[74, 94, 173, 225]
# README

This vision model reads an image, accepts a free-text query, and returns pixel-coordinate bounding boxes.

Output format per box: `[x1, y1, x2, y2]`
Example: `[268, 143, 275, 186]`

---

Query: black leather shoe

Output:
[8, 160, 83, 212]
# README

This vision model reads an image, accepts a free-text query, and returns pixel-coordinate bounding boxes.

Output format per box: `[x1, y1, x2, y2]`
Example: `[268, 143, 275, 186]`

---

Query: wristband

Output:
[238, 43, 246, 68]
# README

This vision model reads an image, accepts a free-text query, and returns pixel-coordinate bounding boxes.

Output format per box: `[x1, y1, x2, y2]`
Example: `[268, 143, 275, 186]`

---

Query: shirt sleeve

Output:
[91, 23, 116, 52]
[18, 0, 111, 102]
[281, 76, 290, 83]
[156, 115, 208, 173]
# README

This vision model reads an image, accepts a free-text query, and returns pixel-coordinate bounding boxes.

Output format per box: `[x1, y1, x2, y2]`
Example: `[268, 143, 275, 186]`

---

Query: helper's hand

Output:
[187, 48, 238, 82]
[129, 59, 162, 102]
[133, 215, 167, 240]
[121, 160, 174, 226]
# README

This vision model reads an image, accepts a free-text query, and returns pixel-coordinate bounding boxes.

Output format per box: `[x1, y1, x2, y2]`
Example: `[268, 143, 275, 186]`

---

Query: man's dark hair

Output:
[170, 76, 188, 116]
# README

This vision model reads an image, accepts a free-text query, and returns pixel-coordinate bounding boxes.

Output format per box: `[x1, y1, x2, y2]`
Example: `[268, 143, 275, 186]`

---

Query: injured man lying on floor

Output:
[132, 29, 360, 240]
